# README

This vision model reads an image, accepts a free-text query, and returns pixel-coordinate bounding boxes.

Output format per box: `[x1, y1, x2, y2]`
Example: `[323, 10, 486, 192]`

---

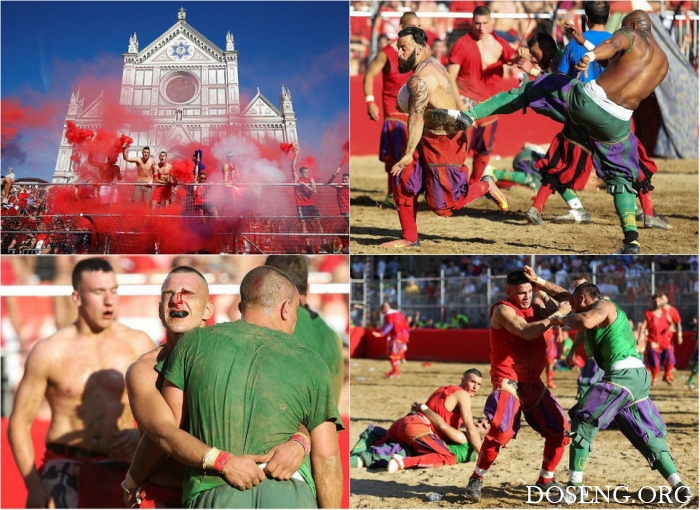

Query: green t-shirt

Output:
[293, 305, 345, 404]
[163, 320, 343, 504]
[584, 300, 642, 373]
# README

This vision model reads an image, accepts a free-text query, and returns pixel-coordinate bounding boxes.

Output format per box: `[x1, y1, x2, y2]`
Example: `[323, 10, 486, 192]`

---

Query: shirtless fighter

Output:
[8, 258, 154, 508]
[123, 146, 155, 204]
[432, 10, 669, 254]
[381, 26, 508, 248]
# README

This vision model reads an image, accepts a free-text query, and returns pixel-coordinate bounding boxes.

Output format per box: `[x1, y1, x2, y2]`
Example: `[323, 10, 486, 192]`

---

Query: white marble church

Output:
[52, 7, 299, 183]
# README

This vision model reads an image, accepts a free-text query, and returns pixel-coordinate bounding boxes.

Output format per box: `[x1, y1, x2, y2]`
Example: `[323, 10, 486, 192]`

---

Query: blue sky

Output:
[1, 1, 349, 181]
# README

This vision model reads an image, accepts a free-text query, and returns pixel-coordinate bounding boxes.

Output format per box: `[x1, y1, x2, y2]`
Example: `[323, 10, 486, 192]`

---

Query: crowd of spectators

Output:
[351, 1, 699, 76]
[351, 255, 699, 328]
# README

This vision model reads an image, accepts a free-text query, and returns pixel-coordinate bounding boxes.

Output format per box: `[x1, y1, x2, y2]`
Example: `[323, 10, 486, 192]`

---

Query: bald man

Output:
[159, 266, 343, 508]
[431, 10, 669, 254]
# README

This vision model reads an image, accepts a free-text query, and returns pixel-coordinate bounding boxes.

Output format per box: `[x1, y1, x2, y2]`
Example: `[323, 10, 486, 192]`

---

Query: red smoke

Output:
[339, 140, 349, 167]
[1, 98, 60, 149]
[65, 120, 94, 146]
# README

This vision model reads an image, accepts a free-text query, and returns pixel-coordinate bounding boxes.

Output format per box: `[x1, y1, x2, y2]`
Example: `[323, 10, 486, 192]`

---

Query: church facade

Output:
[52, 7, 298, 183]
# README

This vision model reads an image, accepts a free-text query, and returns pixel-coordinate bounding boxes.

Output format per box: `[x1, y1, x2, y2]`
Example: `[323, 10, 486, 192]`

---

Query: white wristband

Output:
[365, 95, 375, 103]
[202, 447, 222, 470]
[583, 40, 595, 51]
[536, 277, 547, 288]
[583, 51, 596, 62]
[420, 404, 428, 412]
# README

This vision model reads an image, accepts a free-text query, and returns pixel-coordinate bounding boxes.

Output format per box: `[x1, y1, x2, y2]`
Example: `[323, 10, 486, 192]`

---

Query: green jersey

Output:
[584, 300, 642, 373]
[163, 320, 343, 505]
[293, 305, 345, 404]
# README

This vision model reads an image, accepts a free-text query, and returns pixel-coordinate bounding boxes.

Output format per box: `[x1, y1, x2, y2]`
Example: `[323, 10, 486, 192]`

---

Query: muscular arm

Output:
[122, 148, 139, 164]
[454, 392, 482, 453]
[308, 178, 317, 194]
[415, 403, 467, 444]
[7, 344, 53, 507]
[446, 64, 463, 107]
[577, 30, 632, 71]
[363, 50, 388, 121]
[523, 265, 571, 302]
[326, 168, 341, 185]
[491, 303, 555, 341]
[310, 421, 342, 509]
[391, 75, 428, 175]
[291, 152, 300, 183]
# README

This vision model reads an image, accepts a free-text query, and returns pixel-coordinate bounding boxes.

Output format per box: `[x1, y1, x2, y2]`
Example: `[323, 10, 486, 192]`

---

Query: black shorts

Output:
[297, 205, 321, 219]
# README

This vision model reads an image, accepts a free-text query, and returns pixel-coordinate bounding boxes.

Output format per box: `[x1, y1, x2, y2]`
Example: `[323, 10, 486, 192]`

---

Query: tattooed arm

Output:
[391, 75, 428, 176]
[523, 265, 571, 302]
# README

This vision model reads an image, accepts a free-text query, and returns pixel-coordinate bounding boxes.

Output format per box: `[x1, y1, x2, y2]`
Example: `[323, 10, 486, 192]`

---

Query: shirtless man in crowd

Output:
[8, 258, 154, 508]
[123, 146, 155, 205]
[151, 151, 175, 208]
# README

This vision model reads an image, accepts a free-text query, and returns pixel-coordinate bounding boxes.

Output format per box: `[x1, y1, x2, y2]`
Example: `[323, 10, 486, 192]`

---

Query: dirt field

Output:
[349, 359, 699, 509]
[350, 156, 699, 254]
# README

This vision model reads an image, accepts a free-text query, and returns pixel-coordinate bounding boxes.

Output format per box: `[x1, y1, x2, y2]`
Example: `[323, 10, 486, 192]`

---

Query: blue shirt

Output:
[557, 30, 612, 82]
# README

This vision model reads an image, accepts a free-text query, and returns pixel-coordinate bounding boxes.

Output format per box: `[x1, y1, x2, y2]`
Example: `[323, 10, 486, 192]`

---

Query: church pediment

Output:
[79, 94, 107, 119]
[158, 125, 194, 150]
[136, 22, 225, 65]
[242, 92, 281, 118]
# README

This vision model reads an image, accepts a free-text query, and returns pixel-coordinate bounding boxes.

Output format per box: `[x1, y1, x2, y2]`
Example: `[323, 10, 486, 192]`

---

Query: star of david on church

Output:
[171, 42, 191, 59]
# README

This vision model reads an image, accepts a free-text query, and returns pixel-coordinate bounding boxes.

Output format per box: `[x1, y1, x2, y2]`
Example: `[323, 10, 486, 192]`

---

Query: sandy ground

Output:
[350, 156, 699, 255]
[349, 359, 699, 509]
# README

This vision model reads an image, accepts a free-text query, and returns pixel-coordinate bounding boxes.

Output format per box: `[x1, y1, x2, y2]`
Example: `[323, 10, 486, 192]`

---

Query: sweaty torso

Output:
[413, 60, 460, 135]
[154, 163, 172, 184]
[477, 36, 505, 69]
[596, 28, 669, 109]
[43, 323, 146, 453]
[136, 158, 154, 182]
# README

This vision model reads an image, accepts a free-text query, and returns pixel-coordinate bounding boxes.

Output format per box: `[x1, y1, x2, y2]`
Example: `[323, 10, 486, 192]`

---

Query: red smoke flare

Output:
[339, 140, 349, 167]
[65, 120, 94, 147]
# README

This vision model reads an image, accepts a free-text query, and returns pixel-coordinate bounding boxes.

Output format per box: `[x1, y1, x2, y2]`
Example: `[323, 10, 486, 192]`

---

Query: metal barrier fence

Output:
[351, 266, 698, 329]
[1, 182, 349, 254]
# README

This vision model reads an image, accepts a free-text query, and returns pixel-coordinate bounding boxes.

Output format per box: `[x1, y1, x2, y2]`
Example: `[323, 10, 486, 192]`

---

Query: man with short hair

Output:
[385, 368, 485, 471]
[363, 11, 421, 207]
[152, 151, 174, 208]
[291, 146, 324, 240]
[123, 145, 155, 204]
[466, 266, 572, 502]
[8, 258, 154, 508]
[123, 266, 311, 507]
[372, 302, 410, 378]
[222, 151, 239, 188]
[265, 255, 345, 404]
[637, 294, 674, 385]
[447, 5, 518, 184]
[432, 10, 670, 254]
[157, 266, 343, 507]
[551, 283, 692, 504]
[382, 26, 508, 248]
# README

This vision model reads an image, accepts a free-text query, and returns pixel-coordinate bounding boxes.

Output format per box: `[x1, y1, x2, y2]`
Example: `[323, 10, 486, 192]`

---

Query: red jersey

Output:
[448, 33, 516, 102]
[644, 309, 672, 349]
[665, 305, 681, 343]
[384, 309, 410, 341]
[380, 45, 411, 121]
[194, 185, 207, 206]
[294, 177, 315, 206]
[337, 186, 349, 214]
[425, 385, 463, 438]
[489, 300, 546, 384]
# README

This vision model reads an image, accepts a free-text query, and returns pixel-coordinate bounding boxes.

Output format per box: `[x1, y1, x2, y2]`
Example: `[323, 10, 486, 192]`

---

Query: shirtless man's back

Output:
[592, 11, 669, 109]
[8, 258, 154, 507]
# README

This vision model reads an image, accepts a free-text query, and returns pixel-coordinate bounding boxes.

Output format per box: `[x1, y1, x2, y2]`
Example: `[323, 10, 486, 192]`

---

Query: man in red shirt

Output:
[466, 266, 572, 502]
[638, 294, 675, 385]
[326, 170, 349, 226]
[447, 5, 518, 184]
[291, 146, 323, 243]
[385, 368, 484, 471]
[363, 12, 420, 207]
[372, 302, 410, 378]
